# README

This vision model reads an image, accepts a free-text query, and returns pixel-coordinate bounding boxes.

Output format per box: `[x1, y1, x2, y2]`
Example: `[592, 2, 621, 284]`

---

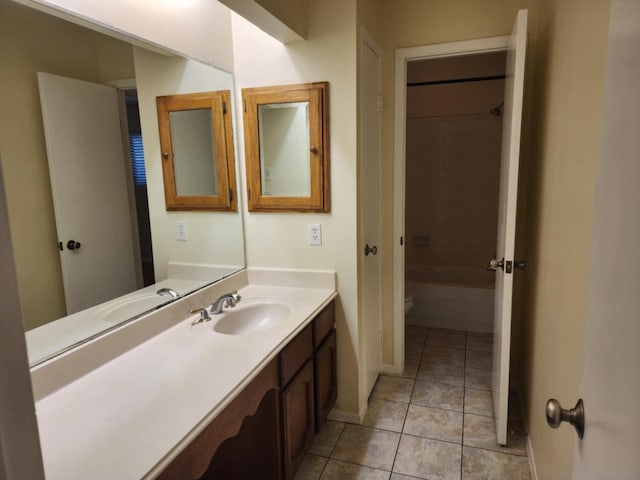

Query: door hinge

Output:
[247, 188, 251, 200]
[229, 189, 233, 201]
[243, 100, 247, 113]
[223, 102, 227, 114]
[377, 95, 383, 113]
[378, 330, 383, 346]
[400, 236, 403, 246]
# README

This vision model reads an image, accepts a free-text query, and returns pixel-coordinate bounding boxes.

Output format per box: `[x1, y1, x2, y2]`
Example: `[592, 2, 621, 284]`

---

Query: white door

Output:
[38, 72, 138, 314]
[491, 9, 527, 446]
[572, 0, 640, 477]
[360, 30, 383, 399]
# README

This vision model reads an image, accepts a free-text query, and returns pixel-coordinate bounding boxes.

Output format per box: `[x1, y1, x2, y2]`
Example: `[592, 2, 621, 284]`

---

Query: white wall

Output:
[232, 1, 362, 416]
[13, 0, 235, 71]
[134, 48, 245, 282]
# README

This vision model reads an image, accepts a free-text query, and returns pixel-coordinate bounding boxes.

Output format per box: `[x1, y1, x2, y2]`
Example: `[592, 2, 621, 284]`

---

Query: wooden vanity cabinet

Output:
[158, 300, 336, 480]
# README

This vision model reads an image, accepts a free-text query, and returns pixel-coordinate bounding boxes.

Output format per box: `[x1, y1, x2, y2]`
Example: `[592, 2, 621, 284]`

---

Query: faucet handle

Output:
[190, 307, 212, 325]
[228, 292, 241, 307]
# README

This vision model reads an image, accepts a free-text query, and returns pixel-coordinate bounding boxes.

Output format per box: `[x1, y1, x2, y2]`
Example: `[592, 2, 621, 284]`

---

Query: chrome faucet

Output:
[210, 292, 241, 315]
[157, 287, 179, 300]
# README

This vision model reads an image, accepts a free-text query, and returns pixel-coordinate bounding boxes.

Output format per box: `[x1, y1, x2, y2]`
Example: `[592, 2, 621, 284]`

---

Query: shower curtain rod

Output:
[407, 74, 506, 87]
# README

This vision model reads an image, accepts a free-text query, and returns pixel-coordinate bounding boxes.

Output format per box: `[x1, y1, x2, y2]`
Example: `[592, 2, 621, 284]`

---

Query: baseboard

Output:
[327, 407, 361, 425]
[517, 389, 538, 480]
[382, 363, 402, 375]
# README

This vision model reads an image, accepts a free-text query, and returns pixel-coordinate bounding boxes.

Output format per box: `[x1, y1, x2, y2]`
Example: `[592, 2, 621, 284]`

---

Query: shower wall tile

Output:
[405, 112, 502, 270]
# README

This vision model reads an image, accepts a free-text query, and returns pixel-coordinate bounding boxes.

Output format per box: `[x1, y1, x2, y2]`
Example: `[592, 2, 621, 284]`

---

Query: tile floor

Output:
[295, 326, 532, 480]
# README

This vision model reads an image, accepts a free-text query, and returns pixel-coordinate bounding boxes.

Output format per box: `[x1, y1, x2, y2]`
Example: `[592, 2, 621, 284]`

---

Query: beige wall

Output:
[519, 0, 611, 478]
[133, 48, 245, 281]
[0, 2, 134, 330]
[232, 0, 362, 416]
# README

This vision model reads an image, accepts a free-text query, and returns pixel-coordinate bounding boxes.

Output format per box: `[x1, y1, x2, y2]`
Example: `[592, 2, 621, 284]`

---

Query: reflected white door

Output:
[360, 30, 383, 399]
[38, 72, 137, 314]
[491, 9, 527, 446]
[572, 0, 640, 477]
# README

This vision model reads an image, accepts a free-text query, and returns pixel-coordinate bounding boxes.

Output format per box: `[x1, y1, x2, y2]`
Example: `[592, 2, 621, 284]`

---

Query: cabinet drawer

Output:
[280, 324, 313, 387]
[313, 300, 335, 347]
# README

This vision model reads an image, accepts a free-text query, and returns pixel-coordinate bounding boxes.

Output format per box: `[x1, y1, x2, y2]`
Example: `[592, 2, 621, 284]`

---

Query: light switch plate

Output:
[308, 223, 322, 246]
[176, 221, 187, 241]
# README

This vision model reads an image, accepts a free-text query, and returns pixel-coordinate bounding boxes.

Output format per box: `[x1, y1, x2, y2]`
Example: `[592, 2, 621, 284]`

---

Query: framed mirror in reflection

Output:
[242, 82, 330, 212]
[156, 90, 237, 210]
[0, 1, 245, 366]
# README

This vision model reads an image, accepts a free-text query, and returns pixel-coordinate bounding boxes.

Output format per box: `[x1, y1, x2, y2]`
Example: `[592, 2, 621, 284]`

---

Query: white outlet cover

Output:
[176, 221, 187, 241]
[308, 223, 322, 246]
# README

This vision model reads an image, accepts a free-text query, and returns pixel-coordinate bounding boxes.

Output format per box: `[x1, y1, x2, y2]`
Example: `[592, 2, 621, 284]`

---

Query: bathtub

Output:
[405, 265, 495, 333]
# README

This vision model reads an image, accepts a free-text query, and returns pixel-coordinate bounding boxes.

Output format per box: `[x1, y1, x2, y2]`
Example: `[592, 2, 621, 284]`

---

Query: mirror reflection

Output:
[0, 1, 245, 366]
[258, 102, 311, 197]
[156, 90, 237, 211]
[170, 109, 219, 196]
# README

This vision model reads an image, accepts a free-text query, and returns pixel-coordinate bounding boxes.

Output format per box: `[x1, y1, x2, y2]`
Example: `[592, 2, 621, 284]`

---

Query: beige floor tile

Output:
[393, 434, 462, 480]
[466, 331, 492, 339]
[399, 358, 420, 379]
[403, 404, 463, 444]
[426, 331, 466, 349]
[405, 326, 428, 344]
[295, 454, 329, 480]
[466, 350, 492, 370]
[390, 474, 424, 480]
[462, 446, 531, 480]
[320, 459, 391, 480]
[463, 414, 527, 456]
[405, 342, 424, 361]
[332, 424, 400, 471]
[411, 380, 464, 411]
[371, 376, 415, 403]
[363, 398, 409, 433]
[465, 367, 492, 390]
[464, 388, 494, 417]
[466, 335, 493, 353]
[417, 361, 464, 387]
[309, 420, 346, 457]
[423, 345, 465, 366]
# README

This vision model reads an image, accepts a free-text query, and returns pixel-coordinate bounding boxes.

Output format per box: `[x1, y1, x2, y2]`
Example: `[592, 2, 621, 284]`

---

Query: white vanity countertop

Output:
[34, 283, 336, 480]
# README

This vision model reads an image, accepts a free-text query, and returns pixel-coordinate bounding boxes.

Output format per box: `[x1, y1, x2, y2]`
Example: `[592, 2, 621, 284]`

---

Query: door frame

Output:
[391, 36, 510, 374]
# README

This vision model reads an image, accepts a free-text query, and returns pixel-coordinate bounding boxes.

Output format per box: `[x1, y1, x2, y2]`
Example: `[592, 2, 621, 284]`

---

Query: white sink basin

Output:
[213, 302, 290, 335]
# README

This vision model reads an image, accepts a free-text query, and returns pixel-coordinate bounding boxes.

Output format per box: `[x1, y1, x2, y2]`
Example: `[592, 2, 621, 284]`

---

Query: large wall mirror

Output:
[242, 82, 330, 212]
[0, 1, 245, 366]
[156, 90, 237, 211]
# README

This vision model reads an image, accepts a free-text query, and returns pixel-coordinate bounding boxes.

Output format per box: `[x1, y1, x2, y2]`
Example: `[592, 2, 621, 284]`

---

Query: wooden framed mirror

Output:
[156, 90, 237, 211]
[242, 82, 329, 212]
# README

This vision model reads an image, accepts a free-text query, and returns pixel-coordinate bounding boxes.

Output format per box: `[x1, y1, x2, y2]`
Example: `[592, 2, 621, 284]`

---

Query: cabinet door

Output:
[282, 360, 315, 479]
[315, 329, 337, 432]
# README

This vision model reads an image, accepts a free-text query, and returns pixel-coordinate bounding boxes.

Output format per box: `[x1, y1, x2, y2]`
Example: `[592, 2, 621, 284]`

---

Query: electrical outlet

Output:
[308, 223, 322, 246]
[176, 221, 187, 241]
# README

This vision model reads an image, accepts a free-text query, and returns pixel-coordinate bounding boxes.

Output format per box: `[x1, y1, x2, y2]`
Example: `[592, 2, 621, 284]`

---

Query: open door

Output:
[490, 9, 527, 445]
[571, 1, 640, 477]
[38, 72, 138, 314]
[360, 30, 383, 399]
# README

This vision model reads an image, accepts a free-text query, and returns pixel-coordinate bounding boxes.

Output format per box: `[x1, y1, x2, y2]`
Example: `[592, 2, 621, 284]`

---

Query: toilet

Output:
[404, 293, 414, 316]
